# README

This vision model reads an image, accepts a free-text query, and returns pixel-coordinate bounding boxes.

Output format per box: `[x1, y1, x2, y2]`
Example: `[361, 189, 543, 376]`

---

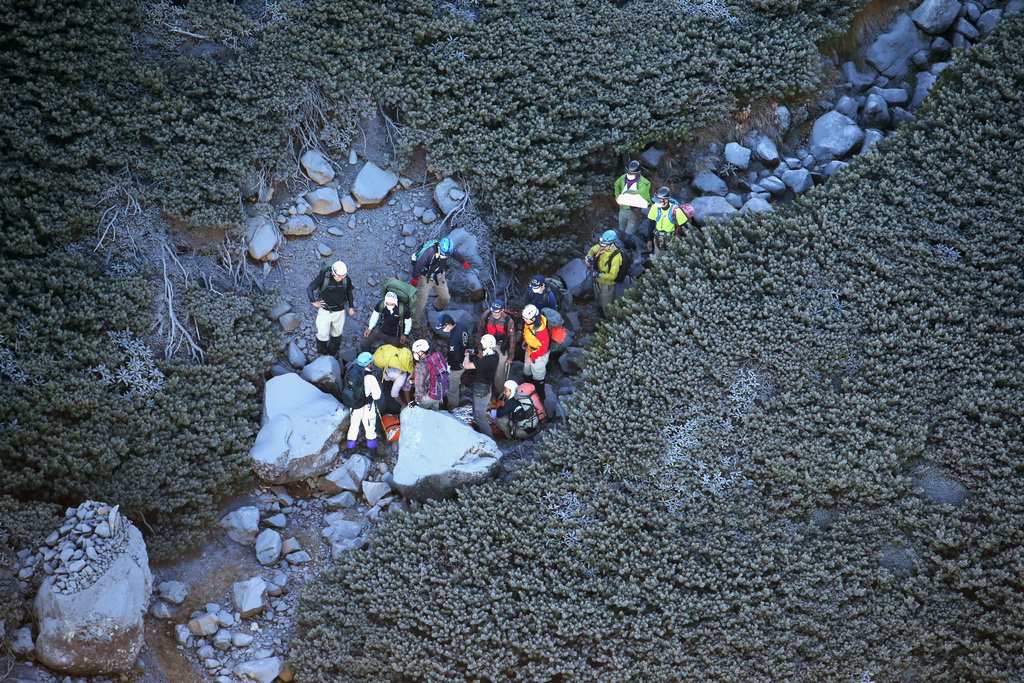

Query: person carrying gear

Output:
[585, 231, 624, 319]
[361, 291, 411, 351]
[476, 300, 519, 390]
[491, 380, 543, 440]
[373, 343, 416, 409]
[524, 274, 559, 311]
[642, 186, 688, 259]
[342, 352, 382, 451]
[520, 305, 549, 402]
[614, 160, 652, 236]
[462, 334, 500, 436]
[437, 313, 470, 408]
[409, 237, 470, 328]
[308, 261, 356, 356]
[411, 339, 448, 411]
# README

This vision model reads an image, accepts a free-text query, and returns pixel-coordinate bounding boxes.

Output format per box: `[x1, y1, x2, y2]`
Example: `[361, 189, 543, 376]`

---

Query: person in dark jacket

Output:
[476, 300, 519, 390]
[437, 313, 470, 408]
[492, 380, 543, 439]
[463, 334, 500, 436]
[410, 236, 470, 328]
[308, 261, 355, 355]
[361, 291, 411, 351]
[524, 274, 558, 311]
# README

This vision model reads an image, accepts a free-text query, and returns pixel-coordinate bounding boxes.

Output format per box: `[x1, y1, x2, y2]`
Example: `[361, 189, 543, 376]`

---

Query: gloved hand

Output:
[462, 262, 470, 270]
[411, 278, 418, 286]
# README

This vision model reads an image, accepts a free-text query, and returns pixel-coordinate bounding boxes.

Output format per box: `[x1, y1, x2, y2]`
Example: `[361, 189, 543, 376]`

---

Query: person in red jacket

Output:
[520, 305, 549, 401]
[476, 299, 519, 391]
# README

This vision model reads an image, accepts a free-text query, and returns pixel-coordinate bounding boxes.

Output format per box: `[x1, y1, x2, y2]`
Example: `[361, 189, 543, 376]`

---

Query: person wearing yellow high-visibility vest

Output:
[614, 160, 651, 236]
[643, 187, 689, 259]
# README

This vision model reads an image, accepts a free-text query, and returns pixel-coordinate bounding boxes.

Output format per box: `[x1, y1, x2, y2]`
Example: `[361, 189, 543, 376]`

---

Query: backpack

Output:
[541, 307, 564, 329]
[423, 351, 450, 401]
[341, 363, 368, 409]
[381, 277, 416, 312]
[609, 248, 632, 284]
[546, 277, 573, 312]
[410, 239, 440, 264]
[515, 383, 547, 426]
[682, 203, 695, 221]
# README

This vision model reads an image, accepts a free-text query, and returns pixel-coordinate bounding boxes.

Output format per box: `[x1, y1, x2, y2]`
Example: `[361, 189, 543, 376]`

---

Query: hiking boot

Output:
[366, 439, 377, 450]
[327, 335, 342, 355]
[316, 339, 330, 356]
[346, 440, 357, 450]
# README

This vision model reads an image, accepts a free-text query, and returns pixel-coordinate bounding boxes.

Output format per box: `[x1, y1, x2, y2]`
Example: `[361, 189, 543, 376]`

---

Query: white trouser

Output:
[524, 352, 550, 381]
[347, 404, 377, 441]
[316, 308, 347, 341]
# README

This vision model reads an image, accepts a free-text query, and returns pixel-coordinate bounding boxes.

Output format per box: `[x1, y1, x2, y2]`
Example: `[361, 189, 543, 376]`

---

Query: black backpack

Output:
[341, 363, 368, 409]
[610, 248, 632, 284]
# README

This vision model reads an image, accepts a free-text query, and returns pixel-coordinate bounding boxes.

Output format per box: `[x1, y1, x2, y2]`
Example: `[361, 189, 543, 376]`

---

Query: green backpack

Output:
[381, 277, 417, 311]
[410, 239, 440, 264]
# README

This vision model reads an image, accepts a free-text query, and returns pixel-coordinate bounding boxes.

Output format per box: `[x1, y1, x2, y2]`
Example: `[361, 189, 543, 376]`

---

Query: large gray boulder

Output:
[434, 177, 463, 216]
[34, 517, 151, 676]
[304, 187, 342, 215]
[912, 0, 962, 33]
[281, 215, 316, 237]
[781, 169, 813, 194]
[447, 227, 484, 268]
[300, 355, 342, 393]
[865, 13, 930, 79]
[220, 507, 260, 545]
[809, 111, 865, 159]
[351, 162, 399, 207]
[232, 577, 268, 619]
[692, 170, 728, 196]
[300, 150, 335, 185]
[752, 135, 779, 165]
[393, 407, 501, 500]
[245, 216, 281, 261]
[724, 142, 751, 169]
[689, 196, 738, 225]
[740, 197, 774, 214]
[249, 374, 349, 484]
[556, 258, 590, 297]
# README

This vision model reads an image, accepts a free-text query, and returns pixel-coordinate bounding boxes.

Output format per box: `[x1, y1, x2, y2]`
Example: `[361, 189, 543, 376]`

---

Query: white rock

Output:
[341, 195, 357, 213]
[348, 149, 358, 164]
[322, 518, 364, 542]
[638, 146, 664, 167]
[865, 13, 930, 78]
[724, 142, 751, 169]
[149, 601, 172, 620]
[320, 454, 371, 494]
[232, 632, 255, 648]
[351, 162, 399, 207]
[692, 170, 728, 196]
[174, 624, 191, 646]
[912, 71, 938, 108]
[265, 513, 287, 528]
[295, 196, 313, 215]
[286, 550, 311, 564]
[689, 196, 738, 225]
[304, 187, 342, 215]
[753, 135, 779, 165]
[325, 491, 357, 508]
[433, 177, 462, 216]
[281, 537, 302, 556]
[776, 106, 791, 132]
[11, 625, 34, 659]
[255, 529, 282, 566]
[281, 215, 316, 237]
[740, 197, 774, 214]
[861, 129, 886, 153]
[286, 342, 306, 369]
[188, 612, 219, 637]
[809, 111, 865, 159]
[781, 168, 813, 194]
[363, 480, 392, 507]
[34, 523, 152, 676]
[447, 227, 483, 268]
[212, 629, 233, 651]
[299, 355, 342, 391]
[393, 407, 501, 500]
[300, 150, 335, 185]
[235, 656, 283, 683]
[245, 216, 281, 262]
[249, 374, 350, 484]
[220, 507, 260, 546]
[232, 578, 268, 619]
[912, 0, 962, 33]
[421, 209, 438, 224]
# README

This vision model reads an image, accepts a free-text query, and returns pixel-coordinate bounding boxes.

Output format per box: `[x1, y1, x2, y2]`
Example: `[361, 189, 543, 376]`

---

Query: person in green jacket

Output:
[614, 160, 652, 236]
[585, 230, 624, 319]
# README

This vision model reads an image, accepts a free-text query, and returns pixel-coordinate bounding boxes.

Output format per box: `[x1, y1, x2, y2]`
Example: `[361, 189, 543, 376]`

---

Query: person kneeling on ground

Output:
[372, 343, 415, 409]
[491, 381, 543, 440]
[361, 291, 411, 350]
[521, 305, 549, 402]
[463, 334, 500, 436]
[411, 339, 449, 411]
[342, 352, 382, 451]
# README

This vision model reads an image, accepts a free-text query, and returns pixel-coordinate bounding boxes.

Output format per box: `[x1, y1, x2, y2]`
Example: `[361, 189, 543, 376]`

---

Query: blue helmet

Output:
[600, 230, 617, 245]
[438, 237, 454, 255]
[356, 352, 373, 367]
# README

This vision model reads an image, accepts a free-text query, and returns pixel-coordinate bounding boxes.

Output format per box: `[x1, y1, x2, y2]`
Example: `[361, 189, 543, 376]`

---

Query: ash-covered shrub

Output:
[291, 15, 1024, 682]
[0, 252, 279, 559]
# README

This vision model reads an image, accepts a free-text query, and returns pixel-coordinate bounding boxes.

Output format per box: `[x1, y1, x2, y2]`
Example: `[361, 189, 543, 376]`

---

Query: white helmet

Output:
[522, 304, 539, 321]
[412, 339, 429, 354]
[503, 380, 518, 394]
[481, 334, 496, 351]
[384, 291, 399, 305]
[331, 261, 347, 277]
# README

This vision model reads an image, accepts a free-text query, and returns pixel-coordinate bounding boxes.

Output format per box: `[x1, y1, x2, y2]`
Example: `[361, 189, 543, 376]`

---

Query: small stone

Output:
[265, 514, 286, 528]
[413, 205, 425, 218]
[278, 313, 300, 332]
[285, 551, 311, 565]
[94, 521, 110, 538]
[316, 243, 332, 257]
[233, 632, 255, 648]
[212, 629, 233, 651]
[188, 613, 220, 637]
[221, 507, 261, 546]
[327, 226, 344, 236]
[348, 149, 358, 165]
[233, 577, 269, 619]
[280, 537, 302, 556]
[403, 235, 417, 248]
[399, 177, 413, 189]
[255, 529, 282, 566]
[282, 215, 316, 237]
[401, 224, 415, 237]
[341, 196, 357, 214]
[267, 304, 292, 322]
[158, 580, 188, 605]
[325, 491, 357, 509]
[175, 624, 191, 646]
[150, 601, 172, 620]
[421, 209, 437, 224]
[348, 217, 357, 229]
[300, 150, 335, 185]
[363, 480, 392, 507]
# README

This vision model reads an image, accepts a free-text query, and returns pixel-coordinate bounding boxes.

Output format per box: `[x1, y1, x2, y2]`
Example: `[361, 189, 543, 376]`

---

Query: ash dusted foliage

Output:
[0, 252, 280, 560]
[291, 16, 1024, 683]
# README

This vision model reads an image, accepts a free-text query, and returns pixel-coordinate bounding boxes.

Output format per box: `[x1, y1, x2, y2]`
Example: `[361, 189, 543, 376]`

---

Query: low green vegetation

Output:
[291, 14, 1024, 681]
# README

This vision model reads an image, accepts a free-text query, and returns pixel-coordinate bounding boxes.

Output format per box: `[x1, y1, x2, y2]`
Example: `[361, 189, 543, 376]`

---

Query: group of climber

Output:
[307, 236, 566, 452]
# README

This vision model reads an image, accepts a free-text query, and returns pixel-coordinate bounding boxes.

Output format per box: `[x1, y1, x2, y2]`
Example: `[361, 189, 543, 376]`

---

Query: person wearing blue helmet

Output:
[409, 236, 470, 329]
[585, 230, 624, 319]
[342, 352, 382, 451]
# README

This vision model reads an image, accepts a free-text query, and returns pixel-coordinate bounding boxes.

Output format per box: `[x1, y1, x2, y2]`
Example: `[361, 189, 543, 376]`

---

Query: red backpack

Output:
[515, 383, 548, 425]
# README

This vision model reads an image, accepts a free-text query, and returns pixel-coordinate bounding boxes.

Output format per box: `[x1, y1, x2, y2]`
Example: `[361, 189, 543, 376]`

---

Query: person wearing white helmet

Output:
[462, 333, 500, 435]
[492, 380, 543, 440]
[308, 260, 356, 356]
[520, 305, 549, 402]
[361, 290, 412, 351]
[411, 339, 448, 411]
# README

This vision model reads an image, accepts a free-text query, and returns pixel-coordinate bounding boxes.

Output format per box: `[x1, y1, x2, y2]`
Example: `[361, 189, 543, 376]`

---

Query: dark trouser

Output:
[471, 384, 493, 437]
[360, 330, 399, 351]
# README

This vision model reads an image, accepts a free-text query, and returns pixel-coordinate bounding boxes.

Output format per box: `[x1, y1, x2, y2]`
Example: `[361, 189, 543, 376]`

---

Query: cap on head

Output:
[438, 237, 454, 255]
[331, 261, 347, 277]
[503, 380, 519, 394]
[529, 274, 545, 290]
[656, 186, 672, 200]
[412, 339, 429, 354]
[600, 230, 617, 245]
[384, 292, 399, 304]
[490, 299, 504, 313]
[626, 160, 640, 174]
[436, 313, 455, 331]
[522, 304, 539, 321]
[356, 352, 373, 367]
